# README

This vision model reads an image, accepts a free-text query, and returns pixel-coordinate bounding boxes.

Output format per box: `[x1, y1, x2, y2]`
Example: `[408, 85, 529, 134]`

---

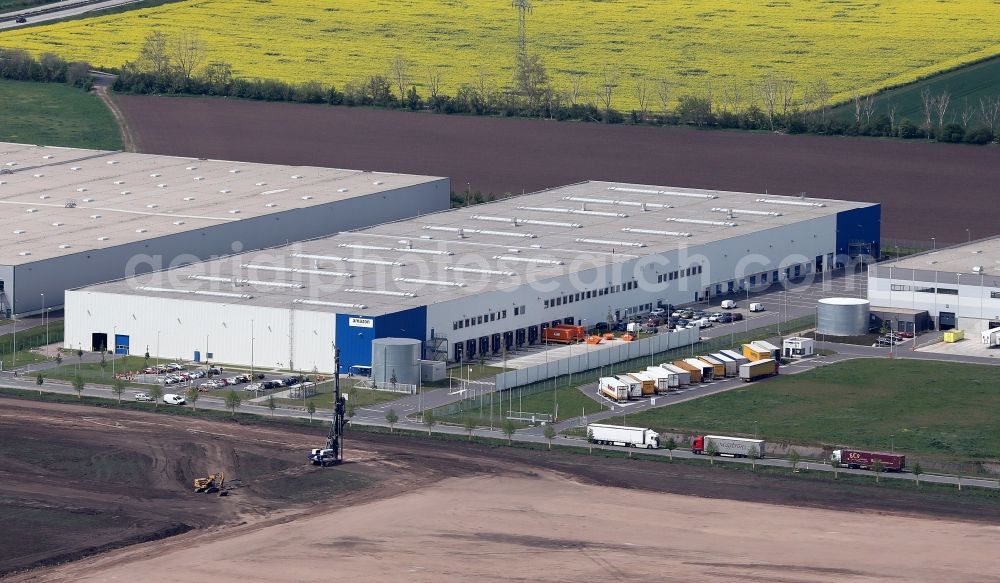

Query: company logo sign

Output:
[349, 317, 374, 328]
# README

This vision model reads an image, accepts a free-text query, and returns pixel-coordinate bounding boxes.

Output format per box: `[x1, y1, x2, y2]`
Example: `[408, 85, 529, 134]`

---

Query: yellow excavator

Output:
[193, 472, 225, 494]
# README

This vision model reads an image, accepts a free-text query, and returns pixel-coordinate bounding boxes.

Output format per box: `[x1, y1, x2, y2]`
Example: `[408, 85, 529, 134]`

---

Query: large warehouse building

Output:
[0, 142, 449, 317]
[868, 237, 1000, 334]
[65, 181, 879, 372]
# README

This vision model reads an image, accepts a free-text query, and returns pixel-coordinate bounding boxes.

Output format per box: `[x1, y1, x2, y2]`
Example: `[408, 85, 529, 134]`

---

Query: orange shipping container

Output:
[672, 360, 702, 383]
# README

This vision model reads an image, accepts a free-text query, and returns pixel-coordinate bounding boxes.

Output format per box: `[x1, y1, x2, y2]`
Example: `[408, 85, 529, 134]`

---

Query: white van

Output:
[749, 302, 765, 312]
[163, 393, 187, 405]
[720, 300, 737, 309]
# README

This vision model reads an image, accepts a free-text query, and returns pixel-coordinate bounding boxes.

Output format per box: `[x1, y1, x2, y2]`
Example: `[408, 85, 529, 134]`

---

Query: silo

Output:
[371, 338, 421, 386]
[816, 298, 870, 336]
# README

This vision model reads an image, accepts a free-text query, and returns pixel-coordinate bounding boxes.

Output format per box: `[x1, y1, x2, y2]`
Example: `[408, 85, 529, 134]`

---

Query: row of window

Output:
[657, 264, 703, 283]
[543, 280, 639, 309]
[453, 305, 528, 330]
[890, 284, 958, 295]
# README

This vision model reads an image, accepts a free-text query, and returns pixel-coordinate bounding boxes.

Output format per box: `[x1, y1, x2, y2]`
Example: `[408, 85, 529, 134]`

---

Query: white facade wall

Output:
[0, 264, 12, 317]
[868, 272, 1000, 334]
[64, 291, 336, 372]
[428, 216, 837, 359]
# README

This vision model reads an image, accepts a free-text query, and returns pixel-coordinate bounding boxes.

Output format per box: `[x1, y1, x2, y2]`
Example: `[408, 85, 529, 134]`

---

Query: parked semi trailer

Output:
[588, 423, 660, 449]
[599, 377, 629, 403]
[628, 371, 657, 396]
[698, 355, 726, 379]
[709, 352, 739, 377]
[831, 449, 905, 471]
[692, 435, 766, 458]
[684, 358, 714, 381]
[739, 358, 777, 381]
[615, 375, 642, 399]
[661, 363, 691, 386]
[645, 366, 679, 392]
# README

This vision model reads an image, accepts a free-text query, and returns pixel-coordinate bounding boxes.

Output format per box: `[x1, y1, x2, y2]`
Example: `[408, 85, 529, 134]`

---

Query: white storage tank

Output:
[371, 337, 421, 387]
[816, 298, 870, 336]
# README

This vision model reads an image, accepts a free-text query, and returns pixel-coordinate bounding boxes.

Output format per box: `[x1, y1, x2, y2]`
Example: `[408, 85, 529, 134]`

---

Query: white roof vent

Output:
[13, 229, 25, 234]
[373, 180, 383, 185]
[150, 173, 161, 178]
[291, 174, 303, 179]
[337, 188, 348, 193]
[82, 198, 94, 202]
[51, 222, 63, 227]
[186, 166, 197, 170]
[39, 195, 50, 199]
[183, 196, 195, 201]
[33, 173, 44, 178]
[146, 204, 158, 209]
[194, 176, 205, 181]
[26, 208, 37, 213]
[59, 244, 71, 249]
[107, 160, 118, 165]
[174, 220, 186, 225]
[76, 187, 87, 192]
[136, 228, 148, 233]
[43, 155, 54, 159]
[97, 236, 109, 241]
[972, 250, 982, 254]
[157, 183, 167, 188]
[114, 180, 124, 185]
[255, 182, 266, 186]
[219, 189, 231, 194]
[972, 265, 983, 273]
[265, 203, 277, 208]
[90, 214, 101, 219]
[301, 195, 313, 200]
[229, 168, 241, 174]
[18, 251, 30, 256]
[70, 166, 81, 171]
[120, 190, 131, 195]
[4, 162, 17, 166]
[229, 209, 241, 214]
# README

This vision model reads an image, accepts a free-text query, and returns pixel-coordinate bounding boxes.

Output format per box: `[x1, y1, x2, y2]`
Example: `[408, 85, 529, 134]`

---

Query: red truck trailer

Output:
[831, 449, 905, 471]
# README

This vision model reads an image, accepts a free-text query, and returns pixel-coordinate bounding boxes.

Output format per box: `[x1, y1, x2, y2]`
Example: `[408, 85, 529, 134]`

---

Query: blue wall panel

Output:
[335, 306, 427, 372]
[835, 204, 881, 258]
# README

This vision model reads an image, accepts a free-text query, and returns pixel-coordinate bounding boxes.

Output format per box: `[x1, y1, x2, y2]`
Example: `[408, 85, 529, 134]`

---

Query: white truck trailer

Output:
[660, 363, 691, 386]
[615, 375, 642, 399]
[645, 366, 680, 392]
[710, 352, 739, 377]
[599, 377, 629, 402]
[692, 435, 766, 458]
[587, 423, 660, 449]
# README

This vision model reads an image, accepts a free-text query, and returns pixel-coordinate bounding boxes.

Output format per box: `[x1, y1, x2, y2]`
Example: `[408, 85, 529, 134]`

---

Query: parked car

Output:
[142, 367, 157, 374]
[200, 380, 220, 390]
[134, 392, 153, 402]
[720, 299, 737, 309]
[189, 370, 206, 379]
[166, 363, 183, 371]
[650, 307, 667, 317]
[897, 331, 914, 338]
[15, 17, 27, 23]
[162, 393, 187, 405]
[244, 383, 263, 392]
[717, 313, 733, 324]
[593, 321, 610, 332]
[749, 302, 765, 312]
[731, 313, 744, 322]
[708, 313, 722, 322]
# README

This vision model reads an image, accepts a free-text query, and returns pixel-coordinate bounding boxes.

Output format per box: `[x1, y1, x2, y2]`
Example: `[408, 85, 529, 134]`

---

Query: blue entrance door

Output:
[114, 334, 130, 355]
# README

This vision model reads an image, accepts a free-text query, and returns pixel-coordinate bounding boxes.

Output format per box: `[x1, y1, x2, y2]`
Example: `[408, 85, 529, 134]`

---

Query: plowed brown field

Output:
[117, 96, 1000, 243]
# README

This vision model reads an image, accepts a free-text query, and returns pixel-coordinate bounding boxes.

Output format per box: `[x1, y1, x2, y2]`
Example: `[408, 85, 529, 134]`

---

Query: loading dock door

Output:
[465, 339, 477, 360]
[91, 333, 108, 353]
[453, 342, 464, 362]
[114, 335, 130, 355]
[939, 312, 956, 330]
[527, 326, 538, 344]
[491, 333, 501, 353]
[515, 328, 526, 347]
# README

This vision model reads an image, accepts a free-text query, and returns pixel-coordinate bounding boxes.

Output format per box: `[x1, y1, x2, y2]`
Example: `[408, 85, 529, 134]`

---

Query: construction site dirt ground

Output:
[3, 397, 1000, 582]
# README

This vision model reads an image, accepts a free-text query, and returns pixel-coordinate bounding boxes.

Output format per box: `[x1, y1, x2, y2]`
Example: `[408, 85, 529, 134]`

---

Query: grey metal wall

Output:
[816, 299, 870, 336]
[371, 337, 421, 386]
[11, 179, 449, 315]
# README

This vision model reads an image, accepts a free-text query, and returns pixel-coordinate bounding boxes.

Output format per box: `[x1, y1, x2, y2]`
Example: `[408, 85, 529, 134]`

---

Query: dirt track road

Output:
[117, 96, 1000, 242]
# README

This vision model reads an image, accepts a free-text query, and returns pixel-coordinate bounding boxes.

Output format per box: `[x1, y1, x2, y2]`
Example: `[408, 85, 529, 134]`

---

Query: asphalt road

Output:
[0, 0, 140, 29]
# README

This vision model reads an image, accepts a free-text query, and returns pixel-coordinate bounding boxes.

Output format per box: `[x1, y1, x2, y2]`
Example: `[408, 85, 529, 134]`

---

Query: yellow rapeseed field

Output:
[3, 0, 1000, 110]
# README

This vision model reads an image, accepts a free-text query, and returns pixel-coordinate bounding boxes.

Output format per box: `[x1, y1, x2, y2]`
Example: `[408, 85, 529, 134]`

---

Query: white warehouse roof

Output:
[79, 181, 875, 315]
[0, 142, 444, 265]
[877, 236, 1000, 277]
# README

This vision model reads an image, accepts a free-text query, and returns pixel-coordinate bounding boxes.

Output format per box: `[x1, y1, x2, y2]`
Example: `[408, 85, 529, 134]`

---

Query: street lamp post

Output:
[931, 237, 936, 251]
[40, 293, 45, 355]
[112, 325, 117, 381]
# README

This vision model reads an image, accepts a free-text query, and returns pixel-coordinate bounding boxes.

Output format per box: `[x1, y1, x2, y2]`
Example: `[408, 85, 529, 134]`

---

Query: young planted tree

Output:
[788, 448, 802, 473]
[346, 401, 357, 425]
[99, 351, 107, 378]
[186, 386, 200, 411]
[587, 427, 594, 453]
[149, 385, 163, 409]
[543, 424, 556, 450]
[463, 416, 476, 441]
[422, 410, 436, 436]
[112, 378, 126, 404]
[36, 373, 43, 386]
[266, 394, 277, 417]
[912, 460, 922, 489]
[872, 458, 884, 484]
[72, 375, 85, 399]
[747, 444, 760, 470]
[385, 408, 399, 433]
[706, 439, 719, 465]
[224, 389, 242, 417]
[664, 436, 677, 460]
[830, 454, 841, 480]
[307, 400, 317, 423]
[501, 419, 517, 445]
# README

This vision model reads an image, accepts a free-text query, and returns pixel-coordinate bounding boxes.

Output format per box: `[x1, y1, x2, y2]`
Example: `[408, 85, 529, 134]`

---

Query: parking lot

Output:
[126, 361, 321, 403]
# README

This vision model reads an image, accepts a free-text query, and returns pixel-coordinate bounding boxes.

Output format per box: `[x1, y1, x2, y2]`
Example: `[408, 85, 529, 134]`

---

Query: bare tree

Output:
[138, 31, 171, 78]
[599, 68, 619, 119]
[389, 55, 410, 103]
[811, 79, 832, 122]
[852, 92, 863, 124]
[171, 31, 206, 86]
[934, 90, 951, 129]
[887, 100, 898, 133]
[779, 78, 795, 116]
[633, 75, 649, 121]
[861, 95, 876, 125]
[721, 79, 743, 116]
[959, 97, 975, 128]
[569, 72, 583, 106]
[476, 66, 492, 109]
[427, 68, 442, 100]
[655, 77, 672, 115]
[920, 88, 935, 137]
[760, 76, 778, 130]
[980, 95, 1000, 135]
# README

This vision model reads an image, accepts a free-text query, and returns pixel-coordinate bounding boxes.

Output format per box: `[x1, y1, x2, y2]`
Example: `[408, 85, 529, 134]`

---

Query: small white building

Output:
[782, 336, 815, 358]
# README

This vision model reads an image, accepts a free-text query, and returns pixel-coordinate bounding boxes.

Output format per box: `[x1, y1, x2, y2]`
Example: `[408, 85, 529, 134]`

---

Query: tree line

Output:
[0, 47, 94, 90]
